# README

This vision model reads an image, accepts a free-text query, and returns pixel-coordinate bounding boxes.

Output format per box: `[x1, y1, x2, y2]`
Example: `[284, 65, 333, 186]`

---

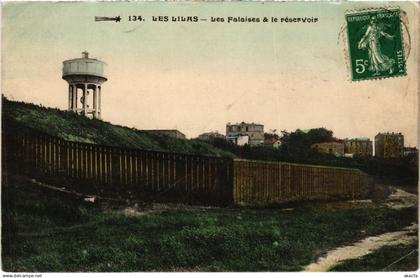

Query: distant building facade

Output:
[375, 132, 404, 158]
[344, 138, 373, 157]
[197, 131, 226, 141]
[403, 147, 418, 157]
[143, 129, 186, 140]
[227, 135, 249, 146]
[311, 142, 345, 157]
[226, 122, 264, 146]
[264, 133, 282, 148]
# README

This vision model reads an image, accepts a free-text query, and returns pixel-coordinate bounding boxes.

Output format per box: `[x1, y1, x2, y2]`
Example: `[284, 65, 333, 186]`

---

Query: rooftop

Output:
[63, 51, 106, 64]
[345, 137, 371, 141]
[376, 132, 403, 136]
[226, 122, 264, 127]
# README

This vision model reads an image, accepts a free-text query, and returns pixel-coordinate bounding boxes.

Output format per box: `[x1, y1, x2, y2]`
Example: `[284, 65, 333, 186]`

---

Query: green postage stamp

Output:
[346, 8, 406, 81]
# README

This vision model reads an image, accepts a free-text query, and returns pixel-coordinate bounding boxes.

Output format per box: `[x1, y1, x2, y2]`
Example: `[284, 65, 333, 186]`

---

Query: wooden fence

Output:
[3, 131, 233, 204]
[233, 159, 371, 206]
[3, 130, 372, 206]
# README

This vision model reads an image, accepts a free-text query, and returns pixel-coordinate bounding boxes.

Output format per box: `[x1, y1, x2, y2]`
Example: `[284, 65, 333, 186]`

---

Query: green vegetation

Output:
[331, 243, 418, 271]
[280, 128, 334, 157]
[3, 177, 417, 272]
[4, 98, 416, 183]
[207, 129, 418, 184]
[2, 97, 233, 157]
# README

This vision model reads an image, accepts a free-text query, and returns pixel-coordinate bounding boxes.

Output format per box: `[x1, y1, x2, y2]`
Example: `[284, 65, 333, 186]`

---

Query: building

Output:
[344, 137, 373, 157]
[264, 133, 282, 148]
[62, 51, 107, 119]
[311, 142, 345, 157]
[227, 135, 249, 146]
[226, 122, 264, 146]
[375, 132, 404, 158]
[264, 139, 281, 149]
[404, 147, 418, 157]
[197, 131, 226, 142]
[142, 129, 186, 139]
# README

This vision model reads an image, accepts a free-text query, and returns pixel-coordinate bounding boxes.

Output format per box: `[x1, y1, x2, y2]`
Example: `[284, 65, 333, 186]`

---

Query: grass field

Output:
[2, 176, 418, 272]
[331, 243, 418, 271]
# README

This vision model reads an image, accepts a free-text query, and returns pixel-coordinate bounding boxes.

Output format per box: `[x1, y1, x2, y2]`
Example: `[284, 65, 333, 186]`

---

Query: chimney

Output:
[82, 51, 89, 58]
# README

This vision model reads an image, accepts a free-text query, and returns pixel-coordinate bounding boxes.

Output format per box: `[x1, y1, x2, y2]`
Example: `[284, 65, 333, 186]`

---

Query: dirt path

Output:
[386, 187, 418, 209]
[115, 202, 217, 217]
[305, 187, 418, 272]
[304, 223, 417, 272]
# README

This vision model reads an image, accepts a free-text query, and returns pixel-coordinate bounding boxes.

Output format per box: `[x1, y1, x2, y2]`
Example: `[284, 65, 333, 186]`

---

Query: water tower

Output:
[62, 51, 107, 119]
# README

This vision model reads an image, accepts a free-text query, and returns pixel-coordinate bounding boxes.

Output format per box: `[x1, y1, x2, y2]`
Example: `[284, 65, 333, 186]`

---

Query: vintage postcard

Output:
[1, 1, 419, 275]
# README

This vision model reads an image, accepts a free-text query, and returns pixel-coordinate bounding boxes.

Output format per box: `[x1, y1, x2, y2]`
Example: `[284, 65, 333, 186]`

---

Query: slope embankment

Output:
[2, 97, 233, 157]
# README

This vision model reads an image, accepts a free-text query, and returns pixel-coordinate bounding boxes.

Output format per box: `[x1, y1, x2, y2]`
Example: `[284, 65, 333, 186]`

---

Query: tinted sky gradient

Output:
[2, 1, 419, 146]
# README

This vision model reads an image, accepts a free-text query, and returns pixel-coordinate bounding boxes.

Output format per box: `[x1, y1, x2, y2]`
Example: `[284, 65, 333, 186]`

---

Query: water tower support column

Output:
[98, 86, 101, 120]
[83, 84, 88, 116]
[68, 84, 77, 112]
[93, 85, 98, 119]
[68, 85, 72, 110]
[72, 85, 78, 112]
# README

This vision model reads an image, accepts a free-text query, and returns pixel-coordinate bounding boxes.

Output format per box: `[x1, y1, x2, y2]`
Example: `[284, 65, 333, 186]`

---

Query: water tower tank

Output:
[62, 51, 107, 119]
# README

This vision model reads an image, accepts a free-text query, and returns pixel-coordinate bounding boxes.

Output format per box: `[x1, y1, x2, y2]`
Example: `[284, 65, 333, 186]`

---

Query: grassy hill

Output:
[2, 97, 233, 157]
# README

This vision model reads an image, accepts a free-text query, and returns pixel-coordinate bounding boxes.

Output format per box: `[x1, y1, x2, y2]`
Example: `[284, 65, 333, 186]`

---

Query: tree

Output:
[280, 128, 334, 157]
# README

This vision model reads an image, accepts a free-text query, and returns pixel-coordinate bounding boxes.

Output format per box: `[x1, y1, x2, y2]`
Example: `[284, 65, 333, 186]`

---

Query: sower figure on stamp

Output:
[358, 16, 395, 76]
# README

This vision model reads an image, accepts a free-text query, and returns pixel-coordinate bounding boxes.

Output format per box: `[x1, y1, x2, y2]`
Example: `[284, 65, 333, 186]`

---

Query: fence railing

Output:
[3, 129, 372, 206]
[3, 130, 233, 204]
[233, 159, 371, 206]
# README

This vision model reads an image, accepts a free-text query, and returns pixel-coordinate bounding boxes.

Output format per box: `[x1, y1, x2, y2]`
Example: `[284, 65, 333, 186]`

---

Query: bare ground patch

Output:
[305, 223, 417, 272]
[304, 186, 418, 272]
